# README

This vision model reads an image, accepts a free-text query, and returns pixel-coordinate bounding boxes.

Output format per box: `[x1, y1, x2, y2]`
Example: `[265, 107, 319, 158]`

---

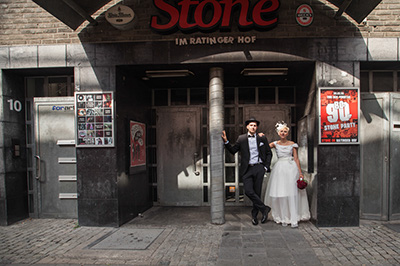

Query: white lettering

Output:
[176, 35, 256, 46]
[7, 99, 22, 112]
[324, 124, 339, 131]
[326, 101, 352, 123]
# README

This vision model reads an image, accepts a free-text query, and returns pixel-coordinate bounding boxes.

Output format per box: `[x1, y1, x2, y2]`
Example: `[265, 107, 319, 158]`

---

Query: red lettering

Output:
[178, 0, 198, 30]
[252, 0, 280, 28]
[150, 0, 280, 33]
[220, 0, 252, 29]
[195, 0, 222, 29]
[150, 0, 180, 31]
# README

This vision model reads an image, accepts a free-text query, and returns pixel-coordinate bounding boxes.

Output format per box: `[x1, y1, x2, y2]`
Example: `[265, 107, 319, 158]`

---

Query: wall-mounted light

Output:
[144, 70, 194, 78]
[241, 68, 288, 76]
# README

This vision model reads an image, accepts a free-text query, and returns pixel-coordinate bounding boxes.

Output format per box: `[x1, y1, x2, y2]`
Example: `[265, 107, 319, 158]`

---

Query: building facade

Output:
[0, 0, 399, 227]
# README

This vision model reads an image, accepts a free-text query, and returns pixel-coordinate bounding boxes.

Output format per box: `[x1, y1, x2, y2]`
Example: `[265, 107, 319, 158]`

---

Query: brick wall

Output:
[0, 0, 399, 46]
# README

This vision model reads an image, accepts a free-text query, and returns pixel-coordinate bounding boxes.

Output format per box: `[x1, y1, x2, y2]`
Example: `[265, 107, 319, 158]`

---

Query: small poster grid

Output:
[75, 91, 114, 147]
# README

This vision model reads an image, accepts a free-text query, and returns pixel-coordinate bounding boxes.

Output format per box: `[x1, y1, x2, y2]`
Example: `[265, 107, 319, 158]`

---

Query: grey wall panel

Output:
[368, 38, 398, 61]
[9, 46, 38, 68]
[0, 47, 9, 69]
[66, 44, 94, 67]
[338, 38, 368, 62]
[38, 45, 67, 68]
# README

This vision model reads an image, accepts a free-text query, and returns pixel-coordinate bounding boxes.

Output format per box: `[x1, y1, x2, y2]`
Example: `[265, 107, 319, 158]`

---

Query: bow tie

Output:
[248, 135, 255, 138]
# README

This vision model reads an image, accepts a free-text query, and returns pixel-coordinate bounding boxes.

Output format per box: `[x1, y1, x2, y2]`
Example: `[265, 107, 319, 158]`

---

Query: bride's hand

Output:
[258, 132, 265, 137]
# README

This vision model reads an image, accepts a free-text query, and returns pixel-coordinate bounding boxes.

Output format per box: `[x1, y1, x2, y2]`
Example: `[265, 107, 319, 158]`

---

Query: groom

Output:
[222, 118, 273, 225]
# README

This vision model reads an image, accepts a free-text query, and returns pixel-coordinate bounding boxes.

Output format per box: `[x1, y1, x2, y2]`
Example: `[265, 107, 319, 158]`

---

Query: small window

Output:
[148, 128, 156, 145]
[171, 88, 187, 105]
[225, 107, 235, 124]
[225, 167, 235, 183]
[259, 87, 276, 104]
[190, 88, 207, 105]
[26, 76, 74, 98]
[397, 72, 400, 91]
[224, 87, 235, 104]
[48, 77, 69, 96]
[373, 72, 393, 92]
[154, 89, 168, 106]
[202, 127, 208, 145]
[239, 87, 255, 104]
[26, 78, 45, 98]
[278, 87, 295, 104]
[202, 108, 208, 125]
[149, 147, 157, 164]
[360, 72, 369, 92]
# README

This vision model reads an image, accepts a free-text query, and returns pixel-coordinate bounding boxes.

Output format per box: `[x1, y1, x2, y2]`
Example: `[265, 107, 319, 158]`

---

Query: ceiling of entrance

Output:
[33, 0, 382, 30]
[122, 62, 315, 89]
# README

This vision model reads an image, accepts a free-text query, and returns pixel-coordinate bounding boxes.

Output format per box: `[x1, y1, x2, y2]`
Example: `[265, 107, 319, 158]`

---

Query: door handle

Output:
[34, 155, 41, 180]
[193, 152, 200, 176]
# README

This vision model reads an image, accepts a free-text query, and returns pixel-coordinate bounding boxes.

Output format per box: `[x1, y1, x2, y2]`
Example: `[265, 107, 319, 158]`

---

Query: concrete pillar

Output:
[209, 67, 225, 225]
[315, 61, 360, 227]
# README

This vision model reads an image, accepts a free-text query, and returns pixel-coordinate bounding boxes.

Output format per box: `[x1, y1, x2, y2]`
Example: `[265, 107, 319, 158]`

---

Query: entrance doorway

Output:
[150, 85, 298, 206]
[24, 74, 76, 218]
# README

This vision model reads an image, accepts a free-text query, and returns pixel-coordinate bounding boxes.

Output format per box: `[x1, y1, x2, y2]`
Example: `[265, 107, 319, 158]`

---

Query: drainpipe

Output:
[209, 67, 225, 225]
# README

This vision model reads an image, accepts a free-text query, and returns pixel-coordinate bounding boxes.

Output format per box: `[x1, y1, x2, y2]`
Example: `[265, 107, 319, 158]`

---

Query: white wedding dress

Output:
[264, 141, 310, 227]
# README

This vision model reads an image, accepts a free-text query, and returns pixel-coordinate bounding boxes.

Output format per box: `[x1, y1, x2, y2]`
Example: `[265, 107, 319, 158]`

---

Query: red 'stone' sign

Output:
[150, 0, 280, 33]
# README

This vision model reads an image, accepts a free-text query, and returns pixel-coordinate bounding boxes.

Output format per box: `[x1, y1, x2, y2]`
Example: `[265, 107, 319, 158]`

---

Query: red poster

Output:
[319, 88, 359, 144]
[130, 121, 146, 167]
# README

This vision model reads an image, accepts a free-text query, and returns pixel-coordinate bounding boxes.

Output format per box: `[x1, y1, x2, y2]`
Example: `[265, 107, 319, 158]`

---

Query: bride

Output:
[264, 121, 310, 228]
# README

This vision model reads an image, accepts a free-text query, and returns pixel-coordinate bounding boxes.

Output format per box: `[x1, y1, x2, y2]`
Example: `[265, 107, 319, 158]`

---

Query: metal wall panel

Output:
[360, 93, 389, 220]
[390, 94, 400, 220]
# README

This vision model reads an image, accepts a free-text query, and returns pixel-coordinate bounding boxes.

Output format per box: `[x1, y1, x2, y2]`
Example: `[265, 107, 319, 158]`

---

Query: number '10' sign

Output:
[319, 88, 359, 144]
[7, 99, 22, 112]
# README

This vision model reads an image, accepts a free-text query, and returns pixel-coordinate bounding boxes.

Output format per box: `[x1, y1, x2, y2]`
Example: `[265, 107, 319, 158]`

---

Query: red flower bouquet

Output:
[297, 177, 308, 190]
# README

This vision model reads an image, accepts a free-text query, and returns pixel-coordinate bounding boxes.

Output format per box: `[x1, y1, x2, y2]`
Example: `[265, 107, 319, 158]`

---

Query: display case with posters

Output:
[318, 87, 359, 144]
[75, 91, 114, 147]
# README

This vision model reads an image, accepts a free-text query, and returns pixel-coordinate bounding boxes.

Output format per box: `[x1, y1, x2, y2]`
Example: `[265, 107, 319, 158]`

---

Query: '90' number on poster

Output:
[326, 101, 352, 123]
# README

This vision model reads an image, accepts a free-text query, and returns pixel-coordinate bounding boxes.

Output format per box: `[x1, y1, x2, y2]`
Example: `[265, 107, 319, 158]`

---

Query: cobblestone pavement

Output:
[0, 207, 399, 265]
[301, 219, 400, 266]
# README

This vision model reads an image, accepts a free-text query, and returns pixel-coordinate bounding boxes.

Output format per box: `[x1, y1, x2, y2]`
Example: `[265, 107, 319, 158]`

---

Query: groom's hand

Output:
[221, 130, 228, 142]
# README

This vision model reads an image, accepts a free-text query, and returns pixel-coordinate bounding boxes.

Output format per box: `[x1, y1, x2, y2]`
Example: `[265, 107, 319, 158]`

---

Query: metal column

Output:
[209, 67, 225, 224]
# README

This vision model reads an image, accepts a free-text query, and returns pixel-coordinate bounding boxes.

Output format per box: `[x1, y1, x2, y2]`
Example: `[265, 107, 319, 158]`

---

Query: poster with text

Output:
[130, 121, 146, 167]
[319, 87, 359, 144]
[75, 91, 114, 147]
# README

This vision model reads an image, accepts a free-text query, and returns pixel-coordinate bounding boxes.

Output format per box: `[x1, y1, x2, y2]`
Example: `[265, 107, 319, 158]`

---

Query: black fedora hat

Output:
[245, 117, 260, 126]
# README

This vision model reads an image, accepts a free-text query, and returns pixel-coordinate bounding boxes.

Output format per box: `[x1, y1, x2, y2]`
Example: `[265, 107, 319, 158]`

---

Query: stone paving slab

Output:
[88, 228, 165, 250]
[0, 207, 400, 265]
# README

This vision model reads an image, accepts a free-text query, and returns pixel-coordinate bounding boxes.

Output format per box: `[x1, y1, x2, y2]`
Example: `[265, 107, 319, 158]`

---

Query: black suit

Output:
[225, 133, 273, 218]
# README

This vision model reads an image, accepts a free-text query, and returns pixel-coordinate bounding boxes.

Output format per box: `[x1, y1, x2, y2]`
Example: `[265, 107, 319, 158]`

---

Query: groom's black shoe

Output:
[252, 217, 259, 225]
[261, 206, 271, 224]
